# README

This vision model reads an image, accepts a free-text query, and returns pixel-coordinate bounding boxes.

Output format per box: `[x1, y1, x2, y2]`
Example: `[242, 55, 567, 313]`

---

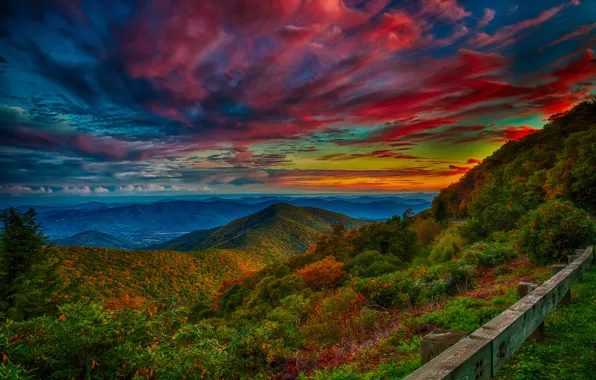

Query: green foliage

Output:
[344, 250, 401, 278]
[353, 211, 418, 264]
[497, 266, 596, 379]
[154, 203, 367, 263]
[548, 127, 596, 212]
[219, 284, 251, 316]
[519, 200, 596, 264]
[461, 240, 517, 268]
[0, 208, 59, 321]
[419, 295, 514, 331]
[431, 100, 596, 226]
[428, 228, 465, 265]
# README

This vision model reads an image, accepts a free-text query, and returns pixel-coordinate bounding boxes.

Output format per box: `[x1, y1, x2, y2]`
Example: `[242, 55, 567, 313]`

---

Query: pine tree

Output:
[0, 207, 60, 320]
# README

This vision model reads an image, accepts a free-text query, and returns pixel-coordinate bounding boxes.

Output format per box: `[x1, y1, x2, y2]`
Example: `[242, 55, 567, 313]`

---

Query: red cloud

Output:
[110, 1, 596, 153]
[467, 158, 481, 164]
[365, 11, 421, 51]
[498, 126, 539, 141]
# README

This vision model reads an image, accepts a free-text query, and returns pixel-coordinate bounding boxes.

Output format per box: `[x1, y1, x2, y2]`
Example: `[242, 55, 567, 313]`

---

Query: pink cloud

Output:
[419, 0, 471, 21]
[540, 22, 596, 51]
[469, 5, 564, 48]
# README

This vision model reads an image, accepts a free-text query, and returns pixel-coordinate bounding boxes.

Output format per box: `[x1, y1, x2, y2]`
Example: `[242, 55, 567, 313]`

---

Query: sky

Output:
[0, 0, 595, 200]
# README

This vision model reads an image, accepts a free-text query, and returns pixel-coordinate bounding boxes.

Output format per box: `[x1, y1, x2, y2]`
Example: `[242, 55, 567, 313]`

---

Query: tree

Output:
[296, 256, 344, 289]
[519, 200, 596, 264]
[0, 208, 60, 320]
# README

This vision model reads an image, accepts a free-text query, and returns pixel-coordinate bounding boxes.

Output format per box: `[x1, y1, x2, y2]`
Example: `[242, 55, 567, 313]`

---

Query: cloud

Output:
[470, 5, 564, 48]
[419, 0, 471, 21]
[0, 185, 52, 195]
[62, 186, 92, 195]
[540, 22, 596, 51]
[319, 150, 420, 161]
[0, 0, 593, 193]
[478, 8, 496, 28]
[467, 158, 481, 164]
[94, 186, 110, 193]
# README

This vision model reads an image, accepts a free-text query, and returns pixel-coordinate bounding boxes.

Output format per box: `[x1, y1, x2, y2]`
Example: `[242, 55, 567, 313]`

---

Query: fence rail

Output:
[405, 245, 593, 380]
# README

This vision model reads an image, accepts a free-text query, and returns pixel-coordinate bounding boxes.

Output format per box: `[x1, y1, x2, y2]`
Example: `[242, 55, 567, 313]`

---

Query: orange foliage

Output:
[104, 293, 147, 310]
[296, 256, 344, 290]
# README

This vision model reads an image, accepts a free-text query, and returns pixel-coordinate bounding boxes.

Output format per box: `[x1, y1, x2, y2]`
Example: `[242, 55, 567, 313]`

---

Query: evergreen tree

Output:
[0, 207, 60, 320]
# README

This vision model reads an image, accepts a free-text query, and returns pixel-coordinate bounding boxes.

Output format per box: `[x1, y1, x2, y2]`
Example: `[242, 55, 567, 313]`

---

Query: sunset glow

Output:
[1, 0, 595, 197]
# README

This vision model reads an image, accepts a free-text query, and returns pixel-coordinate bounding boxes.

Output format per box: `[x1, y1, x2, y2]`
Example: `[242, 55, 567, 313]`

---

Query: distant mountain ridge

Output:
[150, 203, 368, 262]
[55, 230, 134, 249]
[32, 196, 430, 245]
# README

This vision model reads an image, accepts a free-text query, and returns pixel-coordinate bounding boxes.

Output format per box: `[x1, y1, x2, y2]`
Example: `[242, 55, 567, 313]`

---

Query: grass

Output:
[496, 265, 596, 380]
[304, 259, 591, 380]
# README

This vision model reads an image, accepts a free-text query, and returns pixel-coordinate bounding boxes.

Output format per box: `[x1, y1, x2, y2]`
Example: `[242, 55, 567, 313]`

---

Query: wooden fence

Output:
[405, 245, 593, 380]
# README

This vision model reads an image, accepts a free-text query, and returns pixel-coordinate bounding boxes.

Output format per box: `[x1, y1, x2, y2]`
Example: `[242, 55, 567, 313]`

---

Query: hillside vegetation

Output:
[431, 100, 596, 238]
[2, 101, 596, 379]
[52, 246, 262, 307]
[152, 203, 368, 262]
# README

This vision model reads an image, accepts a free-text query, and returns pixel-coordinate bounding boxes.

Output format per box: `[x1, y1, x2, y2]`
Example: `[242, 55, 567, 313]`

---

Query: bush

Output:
[415, 219, 441, 245]
[518, 200, 596, 264]
[428, 229, 464, 265]
[461, 241, 517, 268]
[303, 287, 385, 348]
[344, 250, 402, 278]
[296, 256, 345, 290]
[350, 271, 420, 309]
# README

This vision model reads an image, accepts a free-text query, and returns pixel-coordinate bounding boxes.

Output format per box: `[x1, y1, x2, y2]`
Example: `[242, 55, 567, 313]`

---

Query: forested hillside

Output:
[431, 100, 596, 224]
[52, 246, 262, 307]
[151, 203, 368, 262]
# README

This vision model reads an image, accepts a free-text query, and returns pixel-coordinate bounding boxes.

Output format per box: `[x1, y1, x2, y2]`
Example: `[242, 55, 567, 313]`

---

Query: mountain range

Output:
[19, 195, 431, 246]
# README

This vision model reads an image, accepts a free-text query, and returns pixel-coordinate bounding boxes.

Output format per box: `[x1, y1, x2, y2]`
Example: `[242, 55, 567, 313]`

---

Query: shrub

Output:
[461, 241, 517, 268]
[344, 250, 402, 277]
[296, 256, 345, 290]
[428, 229, 464, 265]
[415, 218, 441, 245]
[518, 200, 596, 264]
[350, 271, 419, 309]
[303, 287, 385, 348]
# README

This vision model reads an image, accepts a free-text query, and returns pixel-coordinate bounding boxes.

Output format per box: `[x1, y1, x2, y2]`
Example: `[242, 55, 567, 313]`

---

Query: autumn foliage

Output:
[296, 256, 345, 290]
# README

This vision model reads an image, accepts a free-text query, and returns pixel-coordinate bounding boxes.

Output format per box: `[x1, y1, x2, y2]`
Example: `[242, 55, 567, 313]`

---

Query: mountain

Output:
[67, 201, 109, 211]
[55, 230, 134, 249]
[41, 200, 279, 244]
[37, 197, 430, 246]
[150, 203, 368, 261]
[429, 100, 596, 221]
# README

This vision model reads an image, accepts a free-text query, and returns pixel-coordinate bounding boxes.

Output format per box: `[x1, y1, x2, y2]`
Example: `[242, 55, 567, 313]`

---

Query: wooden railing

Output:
[405, 245, 593, 380]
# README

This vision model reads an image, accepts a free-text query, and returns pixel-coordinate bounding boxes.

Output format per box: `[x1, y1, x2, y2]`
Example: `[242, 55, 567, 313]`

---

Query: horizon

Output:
[0, 191, 438, 207]
[1, 0, 596, 199]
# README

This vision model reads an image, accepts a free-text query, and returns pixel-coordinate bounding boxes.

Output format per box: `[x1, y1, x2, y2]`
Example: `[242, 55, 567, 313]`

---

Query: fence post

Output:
[420, 329, 469, 364]
[569, 253, 583, 282]
[517, 282, 545, 341]
[552, 264, 571, 305]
